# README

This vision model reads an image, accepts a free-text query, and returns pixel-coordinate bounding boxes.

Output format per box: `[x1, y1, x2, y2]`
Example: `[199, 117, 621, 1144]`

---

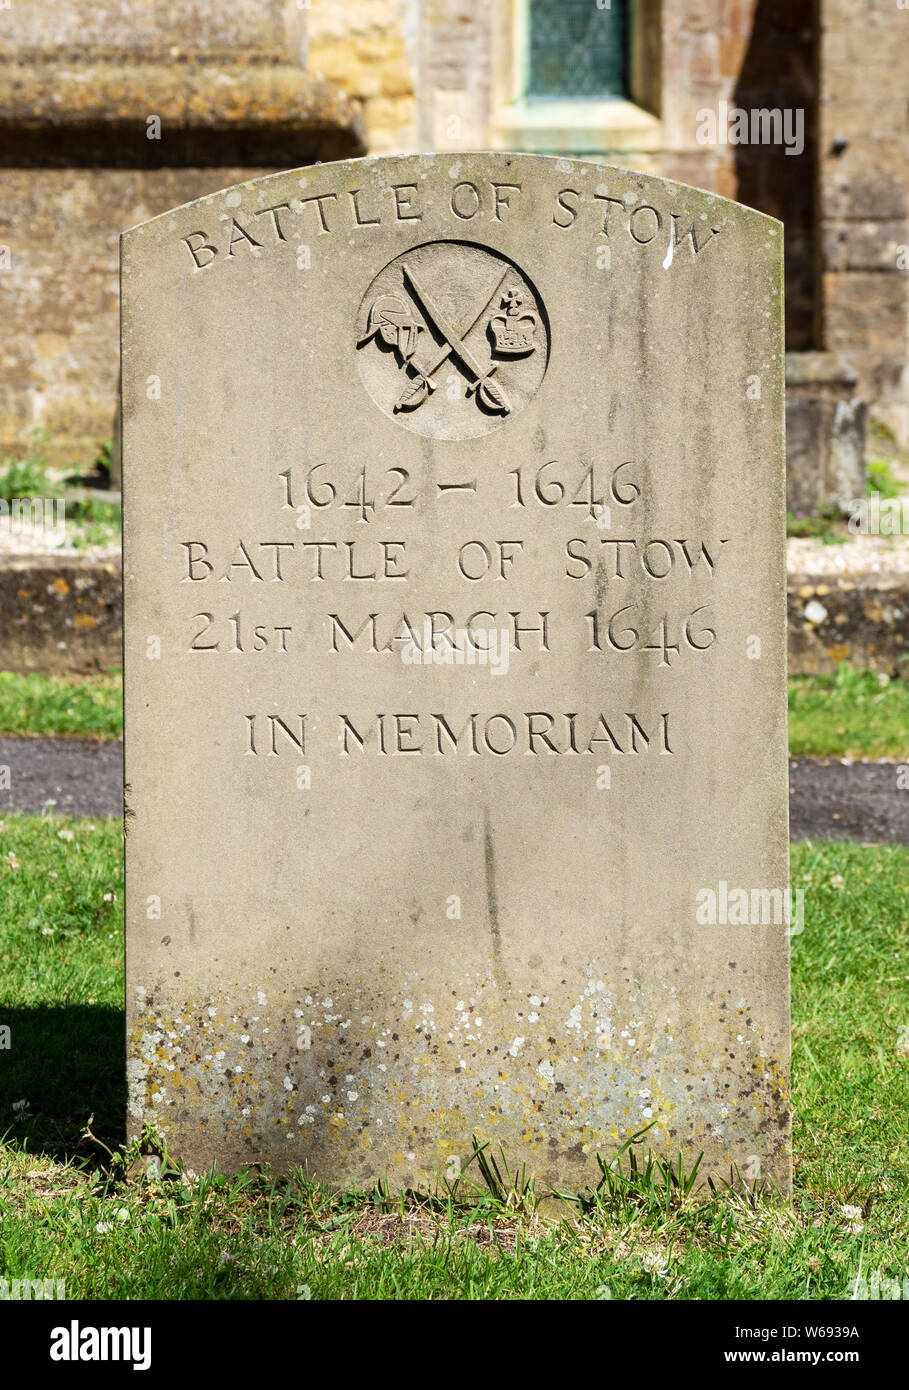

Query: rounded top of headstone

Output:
[120, 150, 783, 242]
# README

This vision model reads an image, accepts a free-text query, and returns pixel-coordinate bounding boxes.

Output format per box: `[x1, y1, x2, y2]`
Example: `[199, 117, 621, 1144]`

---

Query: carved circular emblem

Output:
[356, 240, 550, 440]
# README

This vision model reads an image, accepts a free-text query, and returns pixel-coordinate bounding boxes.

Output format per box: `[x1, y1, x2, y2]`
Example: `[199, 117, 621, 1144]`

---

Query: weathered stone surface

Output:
[0, 65, 365, 164]
[13, 548, 906, 687]
[819, 0, 909, 446]
[308, 0, 416, 154]
[14, 549, 907, 686]
[822, 218, 909, 275]
[0, 556, 121, 672]
[307, 0, 909, 444]
[123, 152, 790, 1192]
[0, 0, 298, 61]
[0, 0, 362, 469]
[0, 166, 313, 468]
[785, 351, 866, 516]
[789, 570, 909, 679]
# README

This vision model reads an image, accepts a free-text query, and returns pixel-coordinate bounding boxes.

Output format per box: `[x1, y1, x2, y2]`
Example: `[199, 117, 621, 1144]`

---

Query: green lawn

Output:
[0, 671, 121, 740]
[0, 434, 121, 551]
[788, 666, 909, 761]
[0, 815, 906, 1299]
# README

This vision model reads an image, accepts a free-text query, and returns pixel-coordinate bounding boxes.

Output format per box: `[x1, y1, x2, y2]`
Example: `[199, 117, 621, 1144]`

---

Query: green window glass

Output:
[526, 0, 628, 100]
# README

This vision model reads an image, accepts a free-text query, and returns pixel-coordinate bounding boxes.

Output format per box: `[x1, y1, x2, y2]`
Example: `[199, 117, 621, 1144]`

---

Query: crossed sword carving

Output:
[393, 263, 512, 416]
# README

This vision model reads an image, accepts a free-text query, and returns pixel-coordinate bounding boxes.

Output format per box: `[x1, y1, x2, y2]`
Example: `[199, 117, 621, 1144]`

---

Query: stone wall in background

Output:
[309, 0, 418, 153]
[0, 0, 300, 59]
[317, 1, 819, 358]
[662, 0, 818, 353]
[820, 0, 909, 449]
[789, 569, 909, 678]
[317, 0, 905, 455]
[0, 555, 121, 672]
[0, 0, 906, 469]
[0, 0, 364, 468]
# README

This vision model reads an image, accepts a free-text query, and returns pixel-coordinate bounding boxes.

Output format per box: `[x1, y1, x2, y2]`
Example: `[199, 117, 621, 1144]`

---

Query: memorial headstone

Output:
[123, 152, 790, 1191]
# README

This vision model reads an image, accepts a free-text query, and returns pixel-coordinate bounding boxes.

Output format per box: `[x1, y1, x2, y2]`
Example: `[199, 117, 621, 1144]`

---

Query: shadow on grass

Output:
[0, 1004, 124, 1162]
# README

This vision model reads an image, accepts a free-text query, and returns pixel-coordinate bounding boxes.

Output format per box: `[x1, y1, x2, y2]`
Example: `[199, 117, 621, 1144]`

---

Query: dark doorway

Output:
[734, 0, 819, 349]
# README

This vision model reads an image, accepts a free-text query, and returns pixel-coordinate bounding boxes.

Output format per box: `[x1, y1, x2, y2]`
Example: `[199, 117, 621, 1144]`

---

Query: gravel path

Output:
[1, 737, 908, 845]
[787, 534, 909, 575]
[0, 736, 122, 819]
[788, 757, 909, 844]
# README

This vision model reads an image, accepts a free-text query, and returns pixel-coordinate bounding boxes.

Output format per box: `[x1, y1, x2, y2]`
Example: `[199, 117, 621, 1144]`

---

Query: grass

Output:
[0, 670, 122, 740]
[2, 666, 908, 762]
[0, 454, 52, 504]
[788, 665, 909, 760]
[0, 815, 906, 1299]
[0, 431, 120, 551]
[64, 496, 121, 552]
[868, 458, 903, 501]
[0, 430, 112, 501]
[786, 510, 849, 543]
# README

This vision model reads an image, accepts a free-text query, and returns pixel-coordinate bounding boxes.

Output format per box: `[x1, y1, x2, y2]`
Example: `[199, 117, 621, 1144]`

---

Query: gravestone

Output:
[123, 152, 791, 1192]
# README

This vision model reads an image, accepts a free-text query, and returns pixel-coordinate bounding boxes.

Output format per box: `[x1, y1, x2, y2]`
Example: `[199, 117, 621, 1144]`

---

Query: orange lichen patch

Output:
[73, 613, 97, 628]
[52, 577, 70, 595]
